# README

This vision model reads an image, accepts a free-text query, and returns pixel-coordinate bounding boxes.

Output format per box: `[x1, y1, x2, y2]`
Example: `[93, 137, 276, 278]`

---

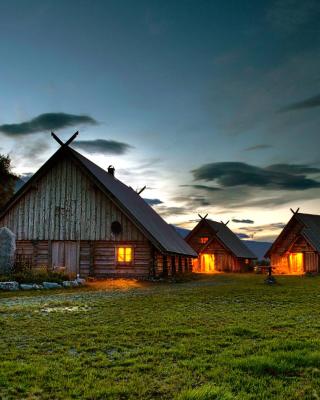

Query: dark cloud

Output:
[232, 218, 254, 224]
[278, 94, 320, 113]
[0, 113, 97, 136]
[180, 184, 221, 192]
[143, 198, 163, 206]
[244, 144, 273, 151]
[72, 139, 133, 155]
[192, 162, 320, 190]
[237, 233, 251, 239]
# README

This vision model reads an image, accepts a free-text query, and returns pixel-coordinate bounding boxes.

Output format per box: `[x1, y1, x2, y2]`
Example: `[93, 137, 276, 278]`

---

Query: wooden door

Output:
[289, 253, 304, 274]
[52, 242, 65, 269]
[65, 242, 79, 275]
[52, 241, 79, 276]
[200, 253, 215, 272]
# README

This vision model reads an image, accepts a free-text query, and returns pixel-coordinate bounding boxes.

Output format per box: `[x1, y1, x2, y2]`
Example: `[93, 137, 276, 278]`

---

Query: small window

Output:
[199, 237, 209, 244]
[245, 259, 249, 264]
[117, 247, 133, 263]
[111, 221, 122, 235]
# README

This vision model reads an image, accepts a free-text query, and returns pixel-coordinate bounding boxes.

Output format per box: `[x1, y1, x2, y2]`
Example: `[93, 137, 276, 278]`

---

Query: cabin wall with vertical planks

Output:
[0, 157, 146, 242]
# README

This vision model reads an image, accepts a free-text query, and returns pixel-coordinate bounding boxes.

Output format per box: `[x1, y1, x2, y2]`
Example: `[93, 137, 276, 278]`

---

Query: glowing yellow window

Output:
[117, 247, 132, 263]
[199, 237, 209, 244]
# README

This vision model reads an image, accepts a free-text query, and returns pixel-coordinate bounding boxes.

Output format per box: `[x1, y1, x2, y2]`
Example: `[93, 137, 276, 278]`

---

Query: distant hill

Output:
[173, 225, 271, 260]
[243, 240, 271, 260]
[14, 178, 26, 192]
[172, 225, 190, 238]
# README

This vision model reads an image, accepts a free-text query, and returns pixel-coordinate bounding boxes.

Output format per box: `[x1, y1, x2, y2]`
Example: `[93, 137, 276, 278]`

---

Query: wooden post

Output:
[89, 242, 95, 277]
[163, 255, 168, 277]
[171, 255, 176, 276]
[178, 256, 182, 273]
[150, 247, 156, 278]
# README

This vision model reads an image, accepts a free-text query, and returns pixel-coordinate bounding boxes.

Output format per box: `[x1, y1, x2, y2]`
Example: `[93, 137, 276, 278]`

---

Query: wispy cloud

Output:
[278, 94, 320, 113]
[0, 112, 97, 136]
[232, 218, 254, 224]
[72, 139, 133, 155]
[244, 144, 273, 151]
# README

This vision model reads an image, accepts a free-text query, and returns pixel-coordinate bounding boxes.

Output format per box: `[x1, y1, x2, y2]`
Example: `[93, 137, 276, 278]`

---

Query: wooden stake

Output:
[137, 186, 146, 195]
[51, 131, 79, 147]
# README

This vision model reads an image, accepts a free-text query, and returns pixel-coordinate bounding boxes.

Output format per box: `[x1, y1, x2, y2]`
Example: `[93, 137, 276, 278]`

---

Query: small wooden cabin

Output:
[0, 137, 196, 278]
[186, 218, 256, 272]
[265, 212, 320, 274]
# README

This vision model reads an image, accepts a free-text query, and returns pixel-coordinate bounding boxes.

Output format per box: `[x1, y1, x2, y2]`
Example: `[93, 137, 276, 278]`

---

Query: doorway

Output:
[289, 253, 304, 274]
[200, 253, 215, 273]
[52, 241, 79, 276]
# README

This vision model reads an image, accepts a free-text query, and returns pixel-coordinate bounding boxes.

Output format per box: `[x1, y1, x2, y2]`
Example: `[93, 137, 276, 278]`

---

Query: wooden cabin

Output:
[0, 136, 197, 278]
[265, 212, 320, 274]
[186, 218, 256, 272]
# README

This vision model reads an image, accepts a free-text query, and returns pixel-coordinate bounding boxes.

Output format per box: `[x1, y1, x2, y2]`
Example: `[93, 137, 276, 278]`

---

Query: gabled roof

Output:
[1, 145, 197, 257]
[265, 212, 320, 257]
[295, 213, 320, 252]
[187, 219, 256, 259]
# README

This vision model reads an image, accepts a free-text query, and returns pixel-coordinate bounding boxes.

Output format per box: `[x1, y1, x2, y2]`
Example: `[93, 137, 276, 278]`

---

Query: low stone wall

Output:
[0, 278, 86, 291]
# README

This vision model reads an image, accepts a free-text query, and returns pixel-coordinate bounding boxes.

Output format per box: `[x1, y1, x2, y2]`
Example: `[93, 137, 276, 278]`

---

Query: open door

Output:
[52, 241, 79, 276]
[200, 253, 215, 273]
[289, 253, 304, 274]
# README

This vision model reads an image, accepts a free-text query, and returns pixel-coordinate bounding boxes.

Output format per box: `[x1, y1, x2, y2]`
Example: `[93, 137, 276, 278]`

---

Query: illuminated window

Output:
[199, 237, 209, 244]
[245, 259, 249, 264]
[117, 247, 133, 263]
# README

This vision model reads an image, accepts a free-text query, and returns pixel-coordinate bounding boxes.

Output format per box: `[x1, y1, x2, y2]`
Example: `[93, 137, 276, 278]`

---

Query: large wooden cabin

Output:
[265, 212, 320, 274]
[186, 218, 256, 272]
[0, 136, 196, 278]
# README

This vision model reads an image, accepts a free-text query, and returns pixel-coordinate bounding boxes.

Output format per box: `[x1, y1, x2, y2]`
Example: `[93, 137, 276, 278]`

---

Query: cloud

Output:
[232, 218, 254, 224]
[0, 113, 97, 136]
[143, 198, 163, 206]
[180, 184, 221, 192]
[192, 162, 320, 190]
[237, 233, 251, 239]
[239, 222, 286, 234]
[278, 94, 320, 113]
[20, 172, 34, 182]
[244, 144, 273, 151]
[72, 139, 133, 155]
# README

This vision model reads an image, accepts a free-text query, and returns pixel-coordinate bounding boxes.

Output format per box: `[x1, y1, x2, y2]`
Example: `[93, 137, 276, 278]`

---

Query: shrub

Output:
[0, 265, 70, 284]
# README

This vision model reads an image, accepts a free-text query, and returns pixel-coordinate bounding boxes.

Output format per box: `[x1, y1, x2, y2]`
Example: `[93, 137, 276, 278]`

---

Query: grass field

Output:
[1, 274, 320, 400]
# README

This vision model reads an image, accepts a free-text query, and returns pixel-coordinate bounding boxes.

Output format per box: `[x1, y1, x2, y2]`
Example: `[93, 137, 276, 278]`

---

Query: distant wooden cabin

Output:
[265, 212, 320, 274]
[186, 219, 256, 272]
[0, 140, 196, 278]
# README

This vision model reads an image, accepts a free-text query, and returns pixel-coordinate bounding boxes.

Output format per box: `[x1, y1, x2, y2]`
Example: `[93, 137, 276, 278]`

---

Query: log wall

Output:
[0, 157, 145, 242]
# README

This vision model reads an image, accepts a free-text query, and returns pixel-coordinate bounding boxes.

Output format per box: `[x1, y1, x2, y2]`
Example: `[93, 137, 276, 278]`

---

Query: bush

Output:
[0, 265, 70, 284]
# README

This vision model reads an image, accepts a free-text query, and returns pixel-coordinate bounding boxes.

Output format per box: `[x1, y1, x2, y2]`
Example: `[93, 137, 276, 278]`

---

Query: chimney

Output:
[108, 165, 115, 176]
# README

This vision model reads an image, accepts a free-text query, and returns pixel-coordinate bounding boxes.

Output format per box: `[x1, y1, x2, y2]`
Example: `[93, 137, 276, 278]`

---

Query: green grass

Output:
[1, 274, 320, 399]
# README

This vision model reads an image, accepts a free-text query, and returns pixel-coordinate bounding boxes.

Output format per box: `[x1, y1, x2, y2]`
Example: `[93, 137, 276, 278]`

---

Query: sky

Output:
[1, 0, 320, 242]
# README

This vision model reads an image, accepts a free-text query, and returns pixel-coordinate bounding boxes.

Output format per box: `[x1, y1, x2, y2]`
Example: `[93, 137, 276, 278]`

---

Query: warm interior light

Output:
[201, 253, 215, 273]
[289, 252, 303, 274]
[117, 247, 132, 263]
[199, 237, 209, 244]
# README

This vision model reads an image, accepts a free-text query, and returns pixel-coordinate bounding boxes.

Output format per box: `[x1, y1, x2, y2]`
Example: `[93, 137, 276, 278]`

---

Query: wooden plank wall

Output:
[271, 235, 319, 274]
[0, 157, 146, 242]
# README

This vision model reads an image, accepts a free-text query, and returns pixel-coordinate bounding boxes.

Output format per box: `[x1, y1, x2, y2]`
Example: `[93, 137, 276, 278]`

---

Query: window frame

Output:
[199, 236, 209, 245]
[116, 246, 134, 266]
